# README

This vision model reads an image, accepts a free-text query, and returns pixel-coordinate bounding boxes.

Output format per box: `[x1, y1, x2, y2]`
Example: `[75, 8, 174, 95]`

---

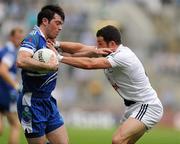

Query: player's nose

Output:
[58, 25, 62, 31]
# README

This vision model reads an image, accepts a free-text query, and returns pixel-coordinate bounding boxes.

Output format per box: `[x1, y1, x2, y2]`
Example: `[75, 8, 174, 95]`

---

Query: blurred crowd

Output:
[0, 0, 180, 129]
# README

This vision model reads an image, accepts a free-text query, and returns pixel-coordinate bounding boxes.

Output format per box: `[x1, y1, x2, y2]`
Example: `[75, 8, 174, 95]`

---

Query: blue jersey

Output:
[17, 27, 63, 138]
[0, 42, 17, 90]
[0, 42, 18, 111]
[19, 26, 58, 96]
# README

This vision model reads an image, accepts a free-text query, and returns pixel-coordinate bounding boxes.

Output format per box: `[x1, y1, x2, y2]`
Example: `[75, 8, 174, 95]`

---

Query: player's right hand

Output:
[96, 48, 113, 56]
[47, 54, 59, 71]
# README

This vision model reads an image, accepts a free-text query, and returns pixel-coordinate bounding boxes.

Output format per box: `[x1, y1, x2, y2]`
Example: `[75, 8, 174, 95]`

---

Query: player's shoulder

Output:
[22, 31, 40, 46]
[108, 45, 131, 58]
[0, 46, 9, 55]
[118, 45, 136, 57]
[24, 26, 45, 46]
[119, 45, 132, 53]
[29, 31, 38, 39]
[28, 31, 40, 40]
[107, 45, 138, 66]
[29, 25, 40, 36]
[24, 26, 40, 41]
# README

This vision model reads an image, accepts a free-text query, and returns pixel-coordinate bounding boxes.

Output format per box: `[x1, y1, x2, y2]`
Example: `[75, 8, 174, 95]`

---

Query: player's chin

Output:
[49, 34, 58, 39]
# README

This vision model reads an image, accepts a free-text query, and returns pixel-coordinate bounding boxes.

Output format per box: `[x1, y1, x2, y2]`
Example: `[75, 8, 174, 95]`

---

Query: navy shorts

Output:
[0, 86, 18, 112]
[17, 92, 64, 138]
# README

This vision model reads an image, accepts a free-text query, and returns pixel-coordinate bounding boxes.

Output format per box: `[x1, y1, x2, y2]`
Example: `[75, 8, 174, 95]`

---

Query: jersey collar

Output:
[33, 25, 46, 39]
[119, 44, 124, 49]
[116, 44, 123, 51]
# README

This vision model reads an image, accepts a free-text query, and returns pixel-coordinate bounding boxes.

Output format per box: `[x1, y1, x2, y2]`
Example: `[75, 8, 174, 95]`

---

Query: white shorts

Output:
[121, 98, 163, 130]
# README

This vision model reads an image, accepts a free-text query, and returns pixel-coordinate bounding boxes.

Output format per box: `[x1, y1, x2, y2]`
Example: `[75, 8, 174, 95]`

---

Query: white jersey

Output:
[105, 45, 158, 103]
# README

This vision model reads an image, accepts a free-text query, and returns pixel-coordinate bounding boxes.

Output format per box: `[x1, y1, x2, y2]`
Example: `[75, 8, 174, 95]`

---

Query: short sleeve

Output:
[1, 53, 14, 68]
[106, 52, 130, 68]
[19, 34, 38, 54]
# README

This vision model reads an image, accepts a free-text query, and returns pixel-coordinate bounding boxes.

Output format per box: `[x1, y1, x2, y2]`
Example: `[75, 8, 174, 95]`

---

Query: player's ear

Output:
[108, 41, 116, 48]
[42, 18, 49, 26]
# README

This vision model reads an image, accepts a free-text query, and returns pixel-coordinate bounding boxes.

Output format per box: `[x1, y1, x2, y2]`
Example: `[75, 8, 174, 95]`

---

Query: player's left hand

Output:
[9, 89, 19, 102]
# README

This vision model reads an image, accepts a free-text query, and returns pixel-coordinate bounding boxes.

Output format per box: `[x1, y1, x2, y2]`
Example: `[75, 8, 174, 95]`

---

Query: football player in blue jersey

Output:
[16, 5, 67, 144]
[16, 5, 112, 144]
[0, 27, 24, 144]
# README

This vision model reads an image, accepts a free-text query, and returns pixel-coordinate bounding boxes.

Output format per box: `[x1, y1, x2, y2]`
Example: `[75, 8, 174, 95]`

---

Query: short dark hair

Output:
[96, 25, 121, 45]
[37, 5, 65, 26]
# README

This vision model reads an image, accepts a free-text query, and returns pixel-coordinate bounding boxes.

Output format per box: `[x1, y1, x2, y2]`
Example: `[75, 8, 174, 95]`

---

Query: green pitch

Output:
[0, 127, 179, 144]
[68, 127, 180, 144]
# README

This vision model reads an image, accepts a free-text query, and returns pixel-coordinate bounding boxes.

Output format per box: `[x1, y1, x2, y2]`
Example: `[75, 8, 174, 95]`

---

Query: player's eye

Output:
[56, 21, 63, 26]
[55, 21, 60, 25]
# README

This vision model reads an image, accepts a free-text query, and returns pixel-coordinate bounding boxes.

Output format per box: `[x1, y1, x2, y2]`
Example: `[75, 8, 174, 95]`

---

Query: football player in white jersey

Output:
[52, 25, 163, 144]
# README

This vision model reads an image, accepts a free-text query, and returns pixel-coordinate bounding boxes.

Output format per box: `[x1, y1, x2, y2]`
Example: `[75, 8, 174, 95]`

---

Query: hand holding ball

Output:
[33, 48, 59, 73]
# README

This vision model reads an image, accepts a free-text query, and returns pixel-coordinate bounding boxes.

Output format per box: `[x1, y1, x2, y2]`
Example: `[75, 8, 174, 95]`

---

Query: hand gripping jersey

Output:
[19, 25, 58, 97]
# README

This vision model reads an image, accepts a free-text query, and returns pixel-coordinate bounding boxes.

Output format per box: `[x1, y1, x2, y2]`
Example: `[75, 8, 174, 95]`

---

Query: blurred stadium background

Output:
[0, 0, 180, 143]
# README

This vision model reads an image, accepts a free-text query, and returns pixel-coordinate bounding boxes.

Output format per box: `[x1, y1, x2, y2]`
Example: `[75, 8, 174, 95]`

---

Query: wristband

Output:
[55, 41, 61, 48]
[57, 54, 64, 62]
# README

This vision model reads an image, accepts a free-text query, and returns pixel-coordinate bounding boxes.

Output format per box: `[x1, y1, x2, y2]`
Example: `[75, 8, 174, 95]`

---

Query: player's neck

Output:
[39, 26, 47, 39]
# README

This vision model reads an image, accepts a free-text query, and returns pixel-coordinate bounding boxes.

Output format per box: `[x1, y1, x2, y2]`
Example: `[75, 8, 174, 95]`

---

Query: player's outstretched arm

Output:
[63, 48, 113, 58]
[58, 55, 112, 69]
[47, 40, 112, 57]
[60, 42, 113, 57]
[16, 50, 58, 72]
[59, 41, 94, 54]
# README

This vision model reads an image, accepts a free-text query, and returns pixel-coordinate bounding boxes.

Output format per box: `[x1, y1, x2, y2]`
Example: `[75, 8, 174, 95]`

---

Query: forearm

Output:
[59, 41, 96, 55]
[61, 57, 93, 69]
[59, 55, 112, 69]
[16, 56, 52, 72]
[0, 68, 18, 89]
[50, 41, 112, 58]
[62, 50, 97, 57]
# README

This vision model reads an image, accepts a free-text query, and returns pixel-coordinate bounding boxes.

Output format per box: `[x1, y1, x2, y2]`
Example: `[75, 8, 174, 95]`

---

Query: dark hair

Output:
[37, 5, 65, 26]
[96, 25, 121, 45]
